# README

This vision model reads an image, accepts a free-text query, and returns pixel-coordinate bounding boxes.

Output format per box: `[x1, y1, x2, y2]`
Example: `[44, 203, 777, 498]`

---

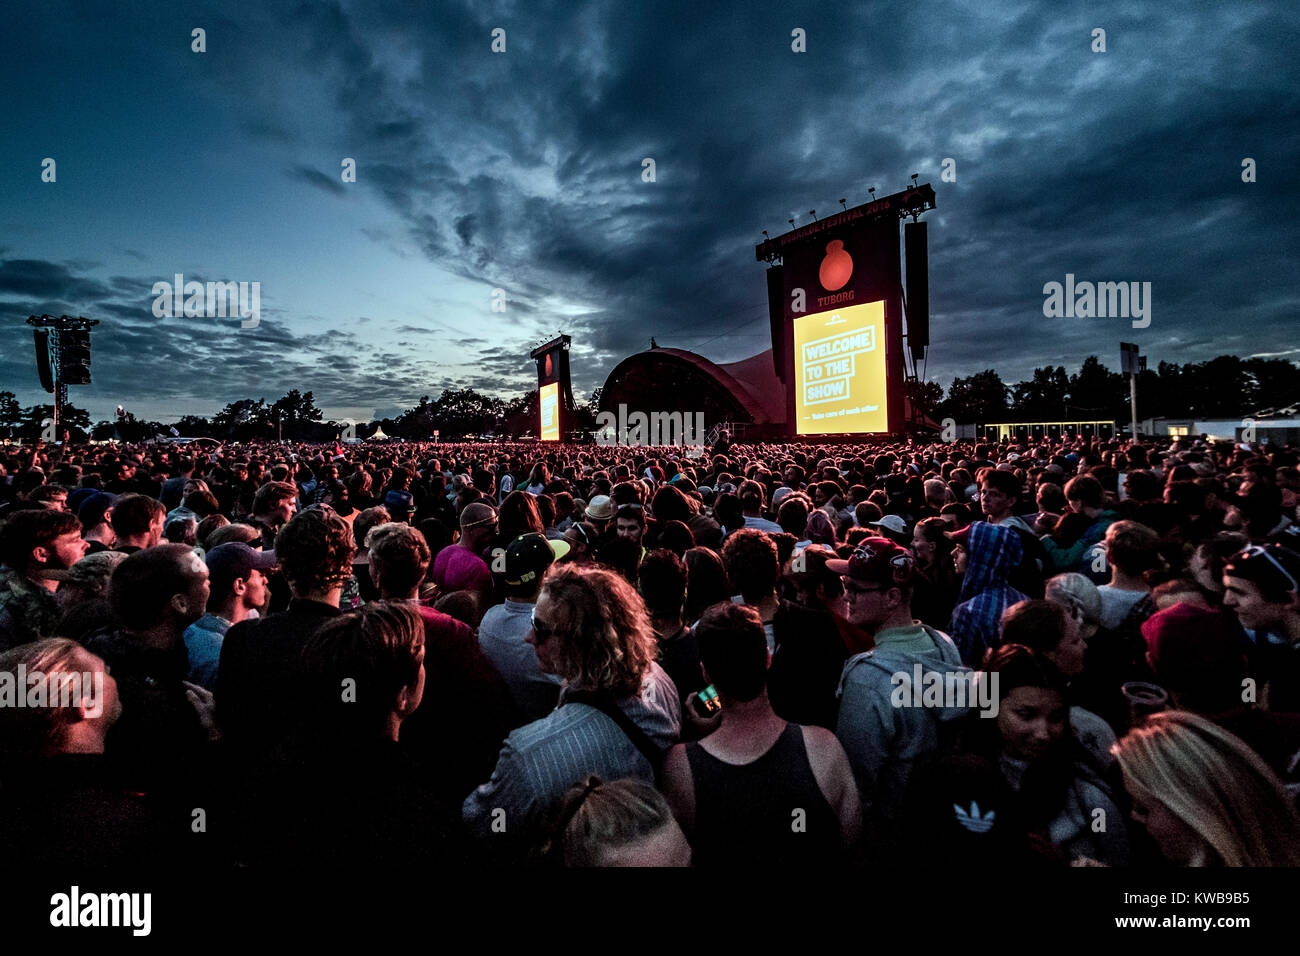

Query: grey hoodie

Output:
[835, 622, 971, 824]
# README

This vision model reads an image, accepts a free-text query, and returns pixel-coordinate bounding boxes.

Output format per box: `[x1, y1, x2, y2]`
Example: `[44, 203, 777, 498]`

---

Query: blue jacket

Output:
[949, 522, 1027, 665]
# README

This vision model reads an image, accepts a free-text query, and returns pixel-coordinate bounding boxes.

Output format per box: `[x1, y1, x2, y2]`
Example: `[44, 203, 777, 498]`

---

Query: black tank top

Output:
[685, 722, 841, 867]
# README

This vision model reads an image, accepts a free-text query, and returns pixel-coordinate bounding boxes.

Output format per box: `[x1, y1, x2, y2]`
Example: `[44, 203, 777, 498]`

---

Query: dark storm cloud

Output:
[286, 164, 348, 196]
[0, 260, 114, 301]
[297, 0, 1292, 395]
[4, 0, 1296, 419]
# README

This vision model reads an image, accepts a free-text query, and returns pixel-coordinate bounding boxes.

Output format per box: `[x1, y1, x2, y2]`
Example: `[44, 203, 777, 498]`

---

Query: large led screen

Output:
[793, 300, 888, 435]
[539, 381, 560, 441]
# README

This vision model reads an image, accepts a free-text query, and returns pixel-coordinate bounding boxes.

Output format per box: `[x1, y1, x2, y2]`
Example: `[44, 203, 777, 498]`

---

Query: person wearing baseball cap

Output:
[184, 543, 277, 690]
[1222, 543, 1300, 712]
[384, 489, 415, 523]
[830, 537, 970, 830]
[504, 532, 570, 589]
[867, 513, 910, 546]
[479, 533, 571, 722]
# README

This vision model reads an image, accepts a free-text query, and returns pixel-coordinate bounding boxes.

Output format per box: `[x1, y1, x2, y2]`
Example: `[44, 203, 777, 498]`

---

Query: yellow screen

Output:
[793, 300, 888, 435]
[540, 382, 560, 441]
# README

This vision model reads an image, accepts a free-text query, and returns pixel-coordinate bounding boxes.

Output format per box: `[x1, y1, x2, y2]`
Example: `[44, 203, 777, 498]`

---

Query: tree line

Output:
[0, 387, 602, 443]
[910, 354, 1300, 425]
[2, 352, 1296, 442]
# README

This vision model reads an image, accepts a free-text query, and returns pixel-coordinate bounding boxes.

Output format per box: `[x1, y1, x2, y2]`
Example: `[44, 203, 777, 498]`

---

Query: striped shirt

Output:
[463, 662, 680, 848]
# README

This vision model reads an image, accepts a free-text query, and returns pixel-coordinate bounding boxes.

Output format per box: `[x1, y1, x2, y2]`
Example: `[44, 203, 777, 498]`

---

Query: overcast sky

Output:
[1, 0, 1295, 424]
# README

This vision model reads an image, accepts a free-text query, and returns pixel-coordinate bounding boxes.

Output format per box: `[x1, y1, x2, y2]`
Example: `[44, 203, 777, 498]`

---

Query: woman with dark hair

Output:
[910, 516, 959, 630]
[652, 484, 692, 526]
[347, 470, 377, 511]
[959, 644, 1131, 866]
[683, 546, 729, 626]
[656, 520, 695, 558]
[526, 462, 550, 496]
[712, 492, 744, 539]
[495, 490, 545, 555]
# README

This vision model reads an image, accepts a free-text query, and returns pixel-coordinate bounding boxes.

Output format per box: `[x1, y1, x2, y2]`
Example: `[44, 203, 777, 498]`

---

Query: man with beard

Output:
[84, 544, 215, 800]
[0, 509, 89, 651]
[183, 543, 277, 691]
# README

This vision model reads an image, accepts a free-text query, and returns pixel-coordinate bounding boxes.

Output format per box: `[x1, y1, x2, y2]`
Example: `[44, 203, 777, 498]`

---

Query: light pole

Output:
[1120, 342, 1144, 440]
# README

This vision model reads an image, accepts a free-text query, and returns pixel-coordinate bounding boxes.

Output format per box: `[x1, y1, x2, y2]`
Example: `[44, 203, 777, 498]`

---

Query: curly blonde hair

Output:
[540, 564, 657, 698]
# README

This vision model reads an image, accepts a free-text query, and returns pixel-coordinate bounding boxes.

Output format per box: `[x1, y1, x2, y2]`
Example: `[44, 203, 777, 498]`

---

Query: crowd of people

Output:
[1, 431, 1299, 868]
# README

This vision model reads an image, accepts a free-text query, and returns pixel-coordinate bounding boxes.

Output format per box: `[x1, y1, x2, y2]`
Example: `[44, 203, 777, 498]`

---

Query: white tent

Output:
[368, 425, 388, 441]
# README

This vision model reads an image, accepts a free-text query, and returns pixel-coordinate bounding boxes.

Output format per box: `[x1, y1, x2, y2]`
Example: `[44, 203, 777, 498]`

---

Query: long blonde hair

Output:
[1113, 710, 1300, 866]
[540, 564, 657, 698]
